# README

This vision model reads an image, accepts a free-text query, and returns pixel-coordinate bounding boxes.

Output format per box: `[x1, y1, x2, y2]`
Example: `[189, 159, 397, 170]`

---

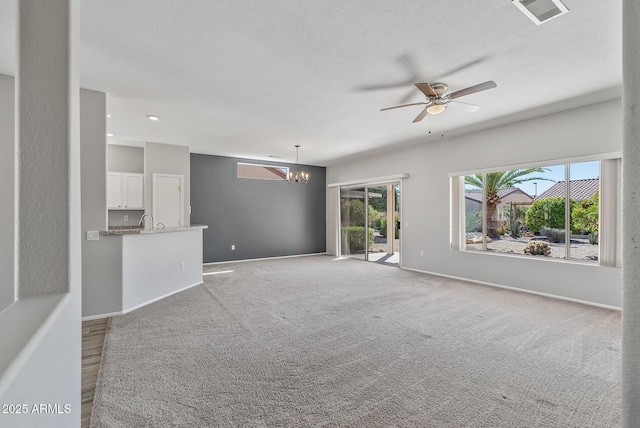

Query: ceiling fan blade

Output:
[380, 102, 426, 112]
[415, 83, 437, 98]
[447, 100, 481, 112]
[448, 80, 497, 99]
[412, 107, 429, 123]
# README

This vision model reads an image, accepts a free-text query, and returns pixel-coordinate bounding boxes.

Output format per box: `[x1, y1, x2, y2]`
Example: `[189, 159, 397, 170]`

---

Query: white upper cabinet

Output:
[107, 173, 123, 209]
[107, 172, 144, 209]
[123, 173, 144, 209]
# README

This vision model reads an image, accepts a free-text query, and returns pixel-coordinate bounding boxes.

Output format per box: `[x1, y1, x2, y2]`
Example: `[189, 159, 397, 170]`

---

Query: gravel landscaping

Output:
[466, 235, 599, 261]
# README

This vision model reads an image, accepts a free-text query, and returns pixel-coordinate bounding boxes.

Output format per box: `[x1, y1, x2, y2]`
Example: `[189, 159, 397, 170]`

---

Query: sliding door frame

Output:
[333, 177, 405, 267]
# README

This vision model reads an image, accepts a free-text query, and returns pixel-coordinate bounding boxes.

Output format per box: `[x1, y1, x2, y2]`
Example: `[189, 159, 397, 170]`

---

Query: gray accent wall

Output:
[191, 154, 326, 262]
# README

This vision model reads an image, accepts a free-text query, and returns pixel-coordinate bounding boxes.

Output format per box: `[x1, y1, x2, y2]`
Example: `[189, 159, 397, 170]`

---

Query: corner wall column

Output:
[622, 1, 640, 426]
[16, 0, 79, 298]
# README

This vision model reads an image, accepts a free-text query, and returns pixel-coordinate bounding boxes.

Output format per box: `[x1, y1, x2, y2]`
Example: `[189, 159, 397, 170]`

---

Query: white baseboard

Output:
[123, 280, 204, 314]
[203, 252, 328, 265]
[402, 267, 621, 312]
[82, 311, 123, 321]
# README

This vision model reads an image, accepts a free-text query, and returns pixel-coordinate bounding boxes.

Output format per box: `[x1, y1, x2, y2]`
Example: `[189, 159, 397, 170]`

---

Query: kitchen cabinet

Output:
[107, 172, 144, 209]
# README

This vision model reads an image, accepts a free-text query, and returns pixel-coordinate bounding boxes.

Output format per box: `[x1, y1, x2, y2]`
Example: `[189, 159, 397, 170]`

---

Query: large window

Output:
[452, 156, 621, 266]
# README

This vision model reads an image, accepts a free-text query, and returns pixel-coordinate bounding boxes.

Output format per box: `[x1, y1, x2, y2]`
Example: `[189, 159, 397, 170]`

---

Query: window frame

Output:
[449, 152, 621, 267]
[236, 162, 290, 181]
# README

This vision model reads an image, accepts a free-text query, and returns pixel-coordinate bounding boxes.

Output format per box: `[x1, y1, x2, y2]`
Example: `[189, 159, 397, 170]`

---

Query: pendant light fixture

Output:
[288, 145, 309, 184]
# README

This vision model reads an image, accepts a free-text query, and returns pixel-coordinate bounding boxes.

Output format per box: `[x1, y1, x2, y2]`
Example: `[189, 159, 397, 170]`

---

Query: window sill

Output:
[452, 246, 617, 267]
[0, 292, 70, 395]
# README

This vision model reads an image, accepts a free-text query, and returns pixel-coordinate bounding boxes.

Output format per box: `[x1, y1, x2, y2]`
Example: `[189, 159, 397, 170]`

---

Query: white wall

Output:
[1, 293, 80, 427]
[1, 2, 81, 426]
[122, 229, 203, 312]
[327, 99, 623, 308]
[107, 145, 145, 227]
[80, 89, 106, 233]
[108, 144, 144, 173]
[0, 72, 83, 424]
[83, 229, 205, 318]
[0, 75, 15, 312]
[145, 142, 191, 226]
[82, 235, 123, 318]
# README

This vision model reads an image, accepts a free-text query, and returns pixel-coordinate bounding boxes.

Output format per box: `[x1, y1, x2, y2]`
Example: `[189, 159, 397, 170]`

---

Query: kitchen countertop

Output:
[101, 224, 208, 236]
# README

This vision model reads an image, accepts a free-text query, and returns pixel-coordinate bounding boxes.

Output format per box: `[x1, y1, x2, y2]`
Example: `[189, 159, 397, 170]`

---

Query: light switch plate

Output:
[87, 231, 100, 241]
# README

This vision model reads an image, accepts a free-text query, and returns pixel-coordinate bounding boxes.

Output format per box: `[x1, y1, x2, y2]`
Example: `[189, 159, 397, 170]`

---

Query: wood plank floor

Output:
[82, 318, 110, 428]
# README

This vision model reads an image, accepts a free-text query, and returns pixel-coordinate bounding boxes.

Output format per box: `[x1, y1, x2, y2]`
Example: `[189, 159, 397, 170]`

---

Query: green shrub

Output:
[340, 200, 378, 227]
[379, 215, 400, 239]
[341, 226, 374, 253]
[572, 192, 599, 234]
[540, 228, 565, 243]
[525, 197, 577, 233]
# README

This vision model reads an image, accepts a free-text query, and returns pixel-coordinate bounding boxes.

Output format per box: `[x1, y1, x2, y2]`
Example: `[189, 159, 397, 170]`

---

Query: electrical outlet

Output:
[420, 250, 424, 257]
[231, 244, 236, 251]
[180, 262, 185, 271]
[124, 215, 128, 221]
[86, 231, 100, 241]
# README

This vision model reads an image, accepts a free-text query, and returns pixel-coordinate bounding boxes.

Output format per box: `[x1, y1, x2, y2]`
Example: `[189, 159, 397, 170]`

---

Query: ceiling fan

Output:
[380, 80, 497, 123]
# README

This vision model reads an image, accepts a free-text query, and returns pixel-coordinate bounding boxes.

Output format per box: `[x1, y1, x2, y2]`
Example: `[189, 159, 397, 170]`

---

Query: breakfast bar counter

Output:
[83, 224, 208, 319]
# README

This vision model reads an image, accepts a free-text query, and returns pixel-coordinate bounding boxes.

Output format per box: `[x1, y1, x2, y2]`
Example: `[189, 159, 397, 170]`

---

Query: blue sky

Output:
[465, 160, 599, 197]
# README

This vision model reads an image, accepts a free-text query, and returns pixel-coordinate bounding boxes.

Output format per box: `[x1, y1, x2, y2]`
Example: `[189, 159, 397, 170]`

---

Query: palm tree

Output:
[465, 168, 551, 238]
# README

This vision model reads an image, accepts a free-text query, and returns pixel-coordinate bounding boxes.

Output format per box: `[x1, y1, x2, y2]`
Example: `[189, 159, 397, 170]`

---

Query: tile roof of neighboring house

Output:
[534, 178, 599, 201]
[464, 187, 533, 203]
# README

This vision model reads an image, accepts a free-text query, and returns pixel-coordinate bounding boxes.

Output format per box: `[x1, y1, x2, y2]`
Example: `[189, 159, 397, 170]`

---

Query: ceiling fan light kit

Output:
[381, 80, 497, 123]
[426, 103, 446, 115]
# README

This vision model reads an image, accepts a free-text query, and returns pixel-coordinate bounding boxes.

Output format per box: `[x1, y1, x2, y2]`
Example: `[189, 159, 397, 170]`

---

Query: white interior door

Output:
[153, 173, 184, 228]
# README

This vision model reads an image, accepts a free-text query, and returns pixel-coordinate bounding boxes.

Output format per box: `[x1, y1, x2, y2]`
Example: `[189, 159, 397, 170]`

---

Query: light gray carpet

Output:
[91, 255, 621, 427]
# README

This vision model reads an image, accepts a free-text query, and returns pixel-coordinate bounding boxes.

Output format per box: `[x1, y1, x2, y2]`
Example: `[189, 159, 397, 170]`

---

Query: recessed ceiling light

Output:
[107, 114, 111, 118]
[146, 115, 161, 121]
[107, 133, 114, 137]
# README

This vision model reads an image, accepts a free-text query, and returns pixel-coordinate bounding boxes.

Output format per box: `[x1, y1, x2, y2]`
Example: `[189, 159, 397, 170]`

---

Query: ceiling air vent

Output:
[512, 0, 568, 25]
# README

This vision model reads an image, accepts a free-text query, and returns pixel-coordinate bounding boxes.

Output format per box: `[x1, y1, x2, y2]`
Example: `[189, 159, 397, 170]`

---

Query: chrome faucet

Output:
[138, 213, 154, 229]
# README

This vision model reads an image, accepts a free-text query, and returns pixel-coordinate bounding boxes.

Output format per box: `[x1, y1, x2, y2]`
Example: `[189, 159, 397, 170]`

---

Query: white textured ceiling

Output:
[0, 0, 622, 166]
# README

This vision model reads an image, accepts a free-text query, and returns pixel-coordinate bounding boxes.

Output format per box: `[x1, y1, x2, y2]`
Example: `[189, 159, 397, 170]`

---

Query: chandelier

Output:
[288, 145, 309, 184]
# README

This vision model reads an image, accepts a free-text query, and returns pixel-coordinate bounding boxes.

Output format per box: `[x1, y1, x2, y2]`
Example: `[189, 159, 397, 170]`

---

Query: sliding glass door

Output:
[367, 184, 400, 266]
[339, 187, 367, 260]
[339, 182, 401, 266]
